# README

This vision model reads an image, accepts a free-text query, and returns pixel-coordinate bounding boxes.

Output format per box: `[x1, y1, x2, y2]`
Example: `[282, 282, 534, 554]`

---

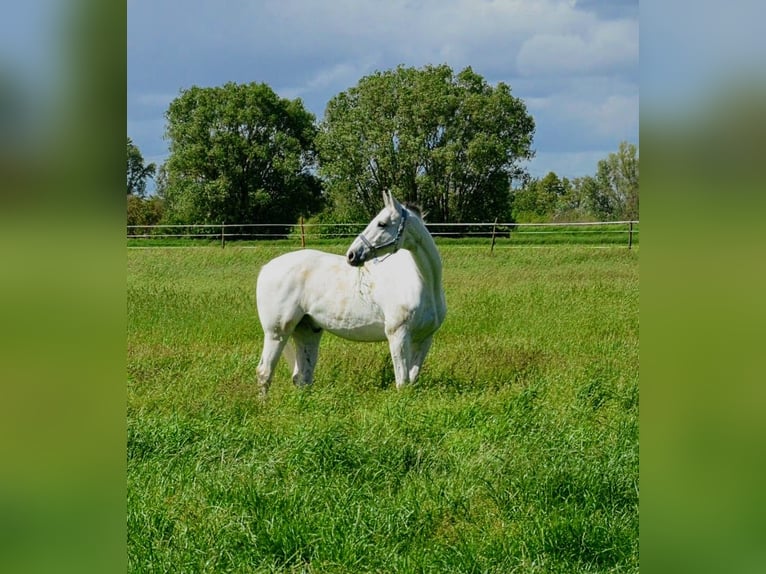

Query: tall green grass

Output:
[128, 245, 638, 573]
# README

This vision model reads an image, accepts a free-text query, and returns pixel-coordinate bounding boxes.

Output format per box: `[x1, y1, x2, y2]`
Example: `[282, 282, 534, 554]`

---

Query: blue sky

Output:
[127, 0, 639, 189]
[3, 1, 764, 191]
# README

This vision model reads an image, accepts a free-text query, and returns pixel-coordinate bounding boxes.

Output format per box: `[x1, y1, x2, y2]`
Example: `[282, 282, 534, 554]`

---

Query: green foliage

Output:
[316, 65, 535, 222]
[595, 141, 639, 221]
[512, 142, 639, 223]
[127, 137, 156, 197]
[127, 194, 164, 227]
[128, 245, 638, 572]
[295, 210, 365, 242]
[558, 176, 602, 222]
[511, 171, 570, 222]
[160, 82, 324, 227]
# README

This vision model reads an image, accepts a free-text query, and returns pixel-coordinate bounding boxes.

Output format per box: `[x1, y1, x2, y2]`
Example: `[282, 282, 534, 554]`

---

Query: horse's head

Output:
[346, 190, 409, 266]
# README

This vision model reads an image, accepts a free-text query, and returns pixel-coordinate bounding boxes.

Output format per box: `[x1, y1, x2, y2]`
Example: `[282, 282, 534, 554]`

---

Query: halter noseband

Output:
[358, 207, 408, 259]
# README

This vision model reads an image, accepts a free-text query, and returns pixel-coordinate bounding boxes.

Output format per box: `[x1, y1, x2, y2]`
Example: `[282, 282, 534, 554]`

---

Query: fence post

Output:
[221, 222, 225, 248]
[300, 216, 306, 248]
[490, 217, 498, 255]
[628, 221, 633, 250]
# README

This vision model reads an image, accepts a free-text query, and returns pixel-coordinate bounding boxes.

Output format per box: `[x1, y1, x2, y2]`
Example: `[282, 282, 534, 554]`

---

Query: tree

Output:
[159, 82, 323, 227]
[127, 137, 156, 197]
[595, 141, 639, 220]
[510, 142, 639, 222]
[127, 194, 164, 227]
[510, 171, 571, 222]
[316, 65, 535, 222]
[555, 176, 600, 222]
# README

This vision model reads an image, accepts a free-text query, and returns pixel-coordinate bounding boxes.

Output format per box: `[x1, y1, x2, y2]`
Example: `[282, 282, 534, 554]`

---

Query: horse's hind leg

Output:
[256, 334, 289, 398]
[290, 317, 322, 387]
[408, 335, 433, 384]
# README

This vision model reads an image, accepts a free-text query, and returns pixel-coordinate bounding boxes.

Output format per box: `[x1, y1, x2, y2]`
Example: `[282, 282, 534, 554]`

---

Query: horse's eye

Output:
[377, 221, 387, 228]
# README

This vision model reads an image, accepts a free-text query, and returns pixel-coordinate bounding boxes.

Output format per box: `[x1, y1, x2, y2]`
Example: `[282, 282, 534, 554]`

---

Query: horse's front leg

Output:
[386, 326, 412, 389]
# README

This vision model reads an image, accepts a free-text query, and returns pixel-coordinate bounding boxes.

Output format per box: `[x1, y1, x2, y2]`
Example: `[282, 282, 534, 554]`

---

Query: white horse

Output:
[255, 190, 446, 396]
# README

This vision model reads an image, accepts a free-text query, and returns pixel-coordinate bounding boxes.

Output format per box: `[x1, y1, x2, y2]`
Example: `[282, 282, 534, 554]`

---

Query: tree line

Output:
[511, 141, 638, 223]
[127, 64, 638, 230]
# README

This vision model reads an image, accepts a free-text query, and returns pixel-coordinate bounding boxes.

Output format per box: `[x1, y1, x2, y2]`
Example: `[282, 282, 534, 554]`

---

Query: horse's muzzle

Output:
[347, 249, 364, 266]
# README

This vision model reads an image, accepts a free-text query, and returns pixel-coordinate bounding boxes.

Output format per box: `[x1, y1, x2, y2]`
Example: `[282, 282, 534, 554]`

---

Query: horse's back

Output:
[259, 248, 340, 273]
[258, 249, 336, 300]
[258, 250, 341, 288]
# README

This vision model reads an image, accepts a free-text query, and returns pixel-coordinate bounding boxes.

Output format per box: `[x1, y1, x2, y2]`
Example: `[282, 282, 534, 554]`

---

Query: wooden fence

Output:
[127, 220, 639, 249]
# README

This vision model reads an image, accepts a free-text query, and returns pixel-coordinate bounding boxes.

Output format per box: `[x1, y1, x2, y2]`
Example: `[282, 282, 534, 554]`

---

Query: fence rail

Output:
[127, 220, 639, 249]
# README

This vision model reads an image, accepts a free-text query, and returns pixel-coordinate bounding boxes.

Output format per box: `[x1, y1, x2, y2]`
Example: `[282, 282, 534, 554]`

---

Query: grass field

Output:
[127, 244, 639, 573]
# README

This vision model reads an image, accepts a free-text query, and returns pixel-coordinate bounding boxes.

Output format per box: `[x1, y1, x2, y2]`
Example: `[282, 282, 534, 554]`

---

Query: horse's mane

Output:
[403, 202, 425, 220]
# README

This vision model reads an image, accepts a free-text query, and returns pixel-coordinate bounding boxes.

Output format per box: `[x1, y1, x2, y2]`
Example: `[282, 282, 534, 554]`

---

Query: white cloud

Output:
[528, 86, 638, 149]
[517, 18, 637, 76]
[278, 60, 381, 111]
[590, 94, 639, 138]
[304, 63, 362, 91]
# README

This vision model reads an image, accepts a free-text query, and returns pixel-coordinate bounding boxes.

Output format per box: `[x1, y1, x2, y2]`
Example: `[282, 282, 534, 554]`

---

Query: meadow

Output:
[127, 243, 639, 573]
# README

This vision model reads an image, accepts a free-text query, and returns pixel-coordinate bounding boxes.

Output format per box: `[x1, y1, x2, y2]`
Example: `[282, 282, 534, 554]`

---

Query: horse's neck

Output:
[405, 217, 445, 308]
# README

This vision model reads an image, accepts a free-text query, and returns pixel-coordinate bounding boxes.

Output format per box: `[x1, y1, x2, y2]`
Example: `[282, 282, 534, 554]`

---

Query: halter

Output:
[357, 207, 408, 260]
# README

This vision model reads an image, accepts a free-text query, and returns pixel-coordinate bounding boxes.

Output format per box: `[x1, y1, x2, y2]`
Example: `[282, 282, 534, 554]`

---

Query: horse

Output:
[255, 190, 447, 397]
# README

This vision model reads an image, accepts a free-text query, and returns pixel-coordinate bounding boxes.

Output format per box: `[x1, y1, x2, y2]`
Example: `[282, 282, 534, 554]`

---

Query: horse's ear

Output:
[382, 189, 401, 211]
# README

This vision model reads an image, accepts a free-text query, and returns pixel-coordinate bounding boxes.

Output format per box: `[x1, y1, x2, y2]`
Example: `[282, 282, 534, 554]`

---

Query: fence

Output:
[127, 219, 639, 249]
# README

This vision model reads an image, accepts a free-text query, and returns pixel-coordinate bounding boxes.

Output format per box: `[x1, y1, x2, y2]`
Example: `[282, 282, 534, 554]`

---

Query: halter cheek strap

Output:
[358, 232, 376, 252]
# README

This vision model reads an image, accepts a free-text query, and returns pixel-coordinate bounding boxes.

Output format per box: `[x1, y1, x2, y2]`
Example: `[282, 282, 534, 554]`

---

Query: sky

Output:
[127, 0, 639, 190]
[2, 1, 764, 191]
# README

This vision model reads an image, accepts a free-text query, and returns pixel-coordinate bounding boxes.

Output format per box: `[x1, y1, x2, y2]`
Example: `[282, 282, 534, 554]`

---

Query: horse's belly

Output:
[324, 322, 387, 342]
[304, 295, 384, 341]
